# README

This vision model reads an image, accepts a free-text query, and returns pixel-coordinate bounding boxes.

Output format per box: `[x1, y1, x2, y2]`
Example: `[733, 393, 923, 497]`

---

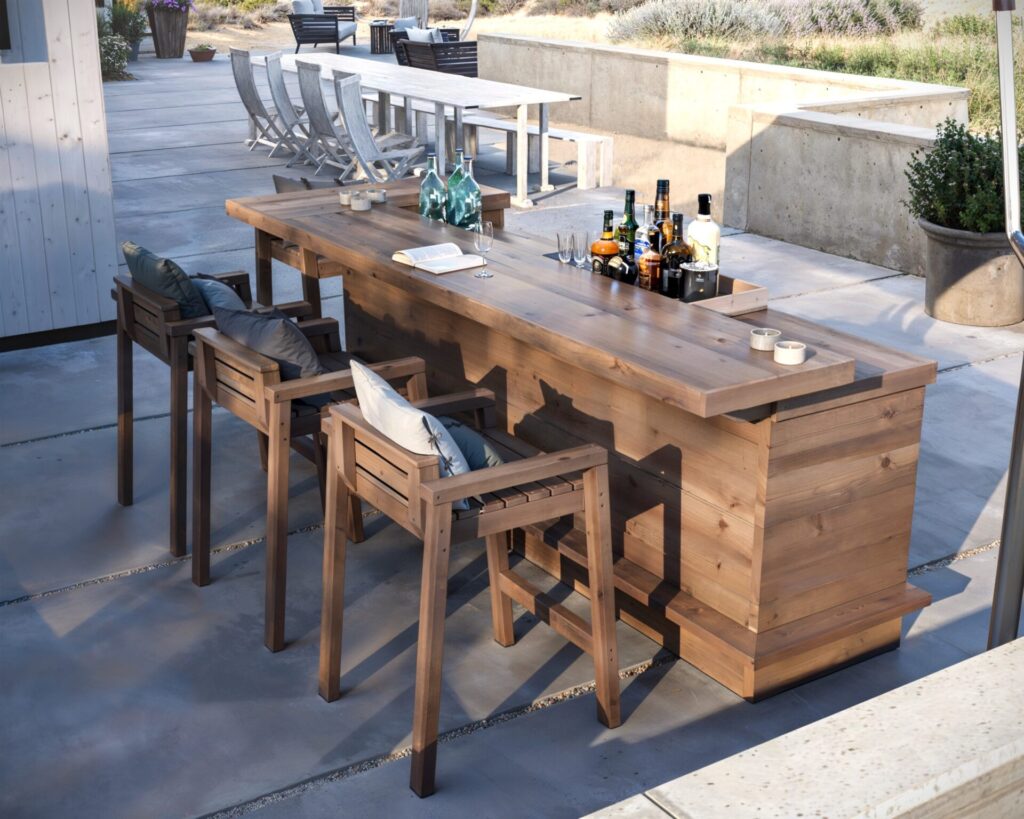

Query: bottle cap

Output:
[656, 179, 669, 192]
[604, 209, 613, 219]
[698, 194, 712, 216]
[672, 212, 684, 228]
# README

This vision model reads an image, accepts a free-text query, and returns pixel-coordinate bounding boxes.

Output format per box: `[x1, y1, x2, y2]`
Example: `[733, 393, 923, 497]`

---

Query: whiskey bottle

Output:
[616, 189, 638, 259]
[637, 241, 662, 292]
[654, 179, 672, 247]
[591, 210, 620, 275]
[686, 193, 721, 266]
[660, 213, 689, 299]
[418, 154, 446, 222]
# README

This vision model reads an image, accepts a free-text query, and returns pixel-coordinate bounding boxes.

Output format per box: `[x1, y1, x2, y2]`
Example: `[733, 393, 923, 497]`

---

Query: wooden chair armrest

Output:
[421, 444, 607, 506]
[192, 327, 280, 374]
[265, 356, 426, 404]
[324, 401, 439, 470]
[274, 300, 314, 319]
[410, 389, 495, 418]
[114, 276, 181, 317]
[167, 316, 217, 337]
[296, 317, 341, 338]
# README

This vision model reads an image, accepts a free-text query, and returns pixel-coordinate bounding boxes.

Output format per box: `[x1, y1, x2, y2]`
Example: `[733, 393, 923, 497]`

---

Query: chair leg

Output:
[484, 533, 515, 647]
[191, 369, 212, 587]
[409, 501, 454, 798]
[116, 323, 133, 507]
[265, 400, 291, 652]
[257, 432, 269, 472]
[318, 441, 350, 702]
[582, 463, 621, 730]
[168, 338, 188, 558]
[348, 494, 365, 543]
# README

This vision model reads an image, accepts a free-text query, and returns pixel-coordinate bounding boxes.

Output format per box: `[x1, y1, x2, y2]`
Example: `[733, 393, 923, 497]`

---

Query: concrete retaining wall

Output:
[478, 35, 970, 275]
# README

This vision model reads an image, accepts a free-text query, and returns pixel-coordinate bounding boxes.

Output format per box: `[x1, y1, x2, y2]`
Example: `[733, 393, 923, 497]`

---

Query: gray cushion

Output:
[392, 16, 417, 31]
[406, 27, 435, 43]
[121, 241, 208, 319]
[440, 417, 504, 471]
[292, 0, 314, 13]
[190, 276, 247, 312]
[338, 21, 357, 39]
[310, 0, 323, 12]
[212, 307, 326, 383]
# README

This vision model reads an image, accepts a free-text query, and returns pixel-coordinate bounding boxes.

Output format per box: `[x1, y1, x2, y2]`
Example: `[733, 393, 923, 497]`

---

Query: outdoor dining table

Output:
[226, 189, 938, 701]
[266, 52, 581, 208]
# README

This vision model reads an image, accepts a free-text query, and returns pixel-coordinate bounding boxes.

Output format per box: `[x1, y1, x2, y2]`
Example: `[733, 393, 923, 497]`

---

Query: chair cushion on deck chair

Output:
[349, 359, 471, 508]
[121, 241, 209, 320]
[406, 27, 440, 43]
[190, 275, 247, 312]
[292, 0, 314, 13]
[338, 21, 357, 39]
[213, 307, 326, 384]
[392, 16, 417, 31]
[439, 417, 504, 471]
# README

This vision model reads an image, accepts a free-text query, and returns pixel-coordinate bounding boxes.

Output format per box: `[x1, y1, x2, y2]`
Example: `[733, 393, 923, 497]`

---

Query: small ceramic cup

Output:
[366, 188, 388, 204]
[774, 341, 807, 365]
[338, 190, 353, 206]
[349, 193, 372, 212]
[749, 328, 782, 351]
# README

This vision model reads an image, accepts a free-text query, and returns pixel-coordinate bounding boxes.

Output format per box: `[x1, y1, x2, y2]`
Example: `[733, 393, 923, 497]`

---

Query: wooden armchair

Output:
[289, 8, 357, 54]
[113, 273, 309, 557]
[190, 322, 427, 652]
[319, 392, 621, 797]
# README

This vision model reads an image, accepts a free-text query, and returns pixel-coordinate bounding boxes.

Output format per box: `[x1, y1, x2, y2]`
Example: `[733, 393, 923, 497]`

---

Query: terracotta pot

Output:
[920, 218, 1024, 327]
[147, 7, 188, 59]
[189, 48, 216, 62]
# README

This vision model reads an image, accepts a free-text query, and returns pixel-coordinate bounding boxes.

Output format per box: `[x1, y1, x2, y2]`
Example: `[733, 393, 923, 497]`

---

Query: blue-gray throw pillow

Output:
[191, 276, 247, 312]
[121, 241, 208, 319]
[439, 417, 504, 471]
[212, 307, 326, 383]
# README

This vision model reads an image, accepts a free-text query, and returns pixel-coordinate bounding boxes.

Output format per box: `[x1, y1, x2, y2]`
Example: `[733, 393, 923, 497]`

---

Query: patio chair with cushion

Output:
[318, 363, 622, 796]
[113, 243, 310, 558]
[289, 1, 357, 53]
[401, 39, 477, 77]
[191, 315, 429, 652]
[334, 73, 424, 182]
[390, 27, 459, 66]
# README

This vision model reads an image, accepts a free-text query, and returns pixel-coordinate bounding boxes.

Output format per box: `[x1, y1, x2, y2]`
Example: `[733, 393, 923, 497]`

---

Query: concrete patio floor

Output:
[2, 50, 1023, 818]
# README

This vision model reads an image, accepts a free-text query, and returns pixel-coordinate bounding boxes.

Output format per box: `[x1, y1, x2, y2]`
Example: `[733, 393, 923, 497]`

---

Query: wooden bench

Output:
[463, 113, 613, 190]
[190, 321, 428, 652]
[112, 273, 310, 557]
[319, 390, 621, 797]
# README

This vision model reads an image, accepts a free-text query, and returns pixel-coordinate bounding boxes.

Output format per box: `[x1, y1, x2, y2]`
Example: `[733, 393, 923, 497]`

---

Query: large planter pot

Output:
[147, 7, 188, 59]
[920, 218, 1024, 327]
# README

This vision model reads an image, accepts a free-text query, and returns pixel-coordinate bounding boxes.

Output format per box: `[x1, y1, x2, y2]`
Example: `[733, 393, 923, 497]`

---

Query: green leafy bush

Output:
[904, 118, 1021, 234]
[110, 1, 148, 43]
[99, 34, 132, 81]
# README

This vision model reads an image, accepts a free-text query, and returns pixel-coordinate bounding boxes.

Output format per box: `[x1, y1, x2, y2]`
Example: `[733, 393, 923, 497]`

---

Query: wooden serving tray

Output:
[693, 275, 768, 316]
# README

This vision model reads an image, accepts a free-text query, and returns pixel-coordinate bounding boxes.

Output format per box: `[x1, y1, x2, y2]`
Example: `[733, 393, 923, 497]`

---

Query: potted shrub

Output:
[110, 0, 148, 63]
[146, 0, 191, 59]
[905, 118, 1024, 326]
[188, 43, 217, 62]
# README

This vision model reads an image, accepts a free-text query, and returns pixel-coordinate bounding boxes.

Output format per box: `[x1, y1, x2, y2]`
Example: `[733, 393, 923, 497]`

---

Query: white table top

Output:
[270, 52, 581, 110]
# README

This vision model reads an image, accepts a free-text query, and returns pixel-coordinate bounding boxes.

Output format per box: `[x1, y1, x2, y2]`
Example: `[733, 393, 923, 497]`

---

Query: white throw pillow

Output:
[406, 27, 438, 43]
[392, 16, 418, 31]
[349, 360, 471, 508]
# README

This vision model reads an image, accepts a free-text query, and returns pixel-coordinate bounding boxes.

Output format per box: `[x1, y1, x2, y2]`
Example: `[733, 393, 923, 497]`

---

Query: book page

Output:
[392, 243, 462, 266]
[415, 255, 485, 275]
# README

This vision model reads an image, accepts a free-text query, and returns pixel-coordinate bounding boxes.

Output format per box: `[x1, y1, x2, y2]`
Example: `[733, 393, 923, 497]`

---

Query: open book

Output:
[392, 243, 484, 275]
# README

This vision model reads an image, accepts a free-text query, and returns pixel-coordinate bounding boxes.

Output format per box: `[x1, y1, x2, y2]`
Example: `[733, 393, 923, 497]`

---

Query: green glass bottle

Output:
[450, 155, 481, 230]
[418, 153, 446, 222]
[444, 150, 466, 226]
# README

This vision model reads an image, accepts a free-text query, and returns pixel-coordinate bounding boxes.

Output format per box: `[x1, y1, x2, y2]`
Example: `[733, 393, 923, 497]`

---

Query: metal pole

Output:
[988, 0, 1024, 649]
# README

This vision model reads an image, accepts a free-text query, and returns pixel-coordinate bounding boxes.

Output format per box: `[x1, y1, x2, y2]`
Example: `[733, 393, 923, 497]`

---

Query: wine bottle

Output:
[686, 193, 721, 266]
[591, 210, 620, 275]
[654, 179, 672, 247]
[453, 157, 483, 231]
[418, 154, 446, 222]
[616, 189, 638, 259]
[444, 150, 466, 227]
[661, 213, 689, 298]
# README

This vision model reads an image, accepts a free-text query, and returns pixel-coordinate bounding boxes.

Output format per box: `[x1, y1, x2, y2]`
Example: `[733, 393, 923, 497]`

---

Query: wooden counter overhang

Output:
[227, 191, 937, 701]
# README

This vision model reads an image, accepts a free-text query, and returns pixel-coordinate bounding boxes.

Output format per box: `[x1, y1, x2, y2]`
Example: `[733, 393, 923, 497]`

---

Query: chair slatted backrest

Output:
[289, 14, 339, 44]
[192, 328, 281, 433]
[323, 5, 356, 21]
[296, 60, 341, 143]
[334, 74, 387, 172]
[230, 48, 273, 121]
[391, 35, 410, 66]
[265, 51, 302, 130]
[115, 278, 176, 363]
[403, 41, 477, 77]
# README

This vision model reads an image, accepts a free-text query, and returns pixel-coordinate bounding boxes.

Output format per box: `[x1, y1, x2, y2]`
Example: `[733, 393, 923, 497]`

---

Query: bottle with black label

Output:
[616, 190, 638, 259]
[660, 213, 689, 299]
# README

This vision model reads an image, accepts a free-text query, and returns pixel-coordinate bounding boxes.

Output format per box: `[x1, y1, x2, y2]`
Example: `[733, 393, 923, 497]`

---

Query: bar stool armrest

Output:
[410, 388, 495, 418]
[265, 356, 427, 404]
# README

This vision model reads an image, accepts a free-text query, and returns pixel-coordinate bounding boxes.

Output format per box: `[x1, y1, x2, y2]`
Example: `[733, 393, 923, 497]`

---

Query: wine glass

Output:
[474, 221, 494, 279]
[573, 231, 590, 269]
[557, 232, 573, 264]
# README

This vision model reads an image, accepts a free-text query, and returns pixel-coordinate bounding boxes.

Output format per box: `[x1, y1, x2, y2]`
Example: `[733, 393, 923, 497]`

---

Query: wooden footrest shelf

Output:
[498, 570, 593, 655]
[515, 519, 930, 701]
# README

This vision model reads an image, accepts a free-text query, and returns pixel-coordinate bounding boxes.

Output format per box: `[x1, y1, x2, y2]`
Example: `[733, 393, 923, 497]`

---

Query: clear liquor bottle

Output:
[418, 154, 446, 222]
[444, 150, 466, 227]
[451, 157, 482, 231]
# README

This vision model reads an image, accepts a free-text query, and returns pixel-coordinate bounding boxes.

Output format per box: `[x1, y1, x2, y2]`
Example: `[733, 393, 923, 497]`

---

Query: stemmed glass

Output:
[572, 231, 590, 269]
[557, 232, 574, 264]
[474, 221, 494, 279]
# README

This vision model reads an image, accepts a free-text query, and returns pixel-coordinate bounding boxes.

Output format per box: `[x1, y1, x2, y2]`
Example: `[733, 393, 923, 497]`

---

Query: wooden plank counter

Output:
[227, 193, 936, 701]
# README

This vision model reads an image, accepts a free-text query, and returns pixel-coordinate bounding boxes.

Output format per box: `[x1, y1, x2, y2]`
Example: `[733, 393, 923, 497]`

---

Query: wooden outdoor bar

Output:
[228, 181, 936, 701]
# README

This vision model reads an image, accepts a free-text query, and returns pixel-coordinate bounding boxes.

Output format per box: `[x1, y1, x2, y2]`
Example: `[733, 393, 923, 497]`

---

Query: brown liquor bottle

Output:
[654, 179, 672, 247]
[661, 213, 689, 298]
[637, 242, 662, 292]
[591, 210, 620, 275]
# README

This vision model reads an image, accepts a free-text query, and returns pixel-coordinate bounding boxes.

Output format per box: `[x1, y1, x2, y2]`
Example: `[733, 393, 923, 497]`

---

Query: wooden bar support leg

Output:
[255, 228, 273, 307]
[265, 400, 291, 652]
[582, 463, 621, 729]
[168, 338, 188, 558]
[484, 533, 515, 647]
[299, 247, 323, 319]
[116, 320, 133, 507]
[318, 426, 350, 702]
[410, 501, 453, 798]
[191, 365, 212, 587]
